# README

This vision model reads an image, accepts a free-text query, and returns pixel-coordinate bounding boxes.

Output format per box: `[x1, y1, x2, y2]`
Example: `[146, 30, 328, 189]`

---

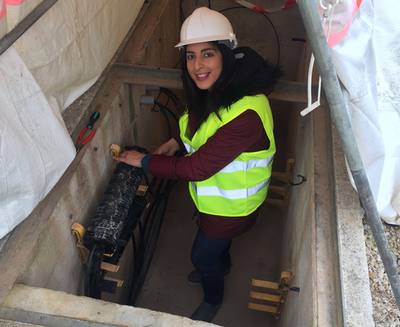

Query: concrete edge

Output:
[1, 284, 219, 327]
[330, 124, 374, 326]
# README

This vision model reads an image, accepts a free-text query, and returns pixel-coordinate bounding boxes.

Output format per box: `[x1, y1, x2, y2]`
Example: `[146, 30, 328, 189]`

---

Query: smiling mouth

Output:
[195, 72, 210, 81]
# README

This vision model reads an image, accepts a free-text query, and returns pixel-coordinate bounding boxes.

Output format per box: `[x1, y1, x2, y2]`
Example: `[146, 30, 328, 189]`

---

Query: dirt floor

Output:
[135, 181, 284, 327]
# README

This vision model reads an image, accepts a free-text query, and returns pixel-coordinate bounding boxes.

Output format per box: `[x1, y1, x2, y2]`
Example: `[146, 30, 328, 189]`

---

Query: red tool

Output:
[76, 111, 100, 149]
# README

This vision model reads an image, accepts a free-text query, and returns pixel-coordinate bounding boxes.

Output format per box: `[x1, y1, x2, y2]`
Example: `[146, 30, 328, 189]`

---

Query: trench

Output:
[0, 1, 375, 326]
[97, 96, 298, 327]
[134, 183, 284, 327]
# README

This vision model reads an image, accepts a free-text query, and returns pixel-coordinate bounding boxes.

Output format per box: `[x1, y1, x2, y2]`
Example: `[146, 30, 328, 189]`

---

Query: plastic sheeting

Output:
[0, 0, 43, 38]
[13, 0, 145, 112]
[324, 0, 400, 223]
[0, 47, 75, 238]
[0, 0, 144, 238]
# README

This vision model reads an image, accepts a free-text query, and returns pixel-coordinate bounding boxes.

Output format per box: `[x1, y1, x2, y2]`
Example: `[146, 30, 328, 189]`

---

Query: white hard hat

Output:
[175, 7, 237, 49]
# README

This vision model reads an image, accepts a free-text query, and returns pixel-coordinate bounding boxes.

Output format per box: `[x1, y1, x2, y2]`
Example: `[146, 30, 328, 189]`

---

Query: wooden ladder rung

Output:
[272, 172, 288, 183]
[251, 279, 279, 290]
[266, 199, 285, 208]
[269, 186, 287, 196]
[103, 277, 124, 287]
[248, 302, 278, 314]
[136, 184, 148, 196]
[101, 262, 120, 273]
[249, 291, 281, 303]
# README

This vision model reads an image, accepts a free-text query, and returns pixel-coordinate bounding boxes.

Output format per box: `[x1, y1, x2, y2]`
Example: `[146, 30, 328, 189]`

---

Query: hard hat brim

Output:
[175, 34, 237, 49]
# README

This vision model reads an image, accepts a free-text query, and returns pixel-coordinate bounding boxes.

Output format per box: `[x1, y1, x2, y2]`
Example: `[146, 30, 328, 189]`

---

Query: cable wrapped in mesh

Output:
[87, 163, 143, 249]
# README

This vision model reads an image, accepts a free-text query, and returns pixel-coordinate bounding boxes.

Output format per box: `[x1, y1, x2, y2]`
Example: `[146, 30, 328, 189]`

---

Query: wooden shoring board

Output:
[111, 63, 316, 104]
[112, 63, 182, 90]
[119, 0, 173, 64]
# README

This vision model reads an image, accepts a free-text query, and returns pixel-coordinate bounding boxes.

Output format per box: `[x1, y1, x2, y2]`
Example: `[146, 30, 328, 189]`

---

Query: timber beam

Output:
[111, 63, 319, 104]
[112, 63, 182, 90]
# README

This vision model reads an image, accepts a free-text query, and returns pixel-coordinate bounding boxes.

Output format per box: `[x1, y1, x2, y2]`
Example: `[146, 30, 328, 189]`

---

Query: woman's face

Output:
[186, 42, 223, 90]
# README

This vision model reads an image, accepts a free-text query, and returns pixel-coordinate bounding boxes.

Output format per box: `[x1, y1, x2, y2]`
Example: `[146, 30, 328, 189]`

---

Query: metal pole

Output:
[0, 0, 58, 56]
[297, 0, 400, 306]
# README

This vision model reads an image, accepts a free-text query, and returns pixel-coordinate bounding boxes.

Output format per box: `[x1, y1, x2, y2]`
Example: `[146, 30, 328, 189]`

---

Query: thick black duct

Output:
[86, 163, 143, 253]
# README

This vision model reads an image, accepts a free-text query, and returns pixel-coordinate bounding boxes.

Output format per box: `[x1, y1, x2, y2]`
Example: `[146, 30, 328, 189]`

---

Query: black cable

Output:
[85, 245, 104, 299]
[161, 108, 172, 139]
[84, 245, 97, 297]
[154, 100, 179, 127]
[179, 0, 185, 23]
[84, 91, 180, 304]
[84, 174, 176, 304]
[129, 178, 175, 304]
[125, 230, 138, 305]
[219, 6, 281, 66]
[160, 88, 183, 109]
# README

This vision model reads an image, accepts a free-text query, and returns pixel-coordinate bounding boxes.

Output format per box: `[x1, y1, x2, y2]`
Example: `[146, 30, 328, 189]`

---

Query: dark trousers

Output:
[191, 229, 232, 305]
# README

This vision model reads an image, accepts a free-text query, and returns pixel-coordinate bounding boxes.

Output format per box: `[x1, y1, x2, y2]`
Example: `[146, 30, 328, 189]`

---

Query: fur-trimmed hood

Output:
[212, 46, 282, 109]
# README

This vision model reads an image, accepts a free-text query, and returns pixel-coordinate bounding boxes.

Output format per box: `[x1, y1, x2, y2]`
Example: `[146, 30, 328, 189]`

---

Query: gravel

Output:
[364, 218, 400, 326]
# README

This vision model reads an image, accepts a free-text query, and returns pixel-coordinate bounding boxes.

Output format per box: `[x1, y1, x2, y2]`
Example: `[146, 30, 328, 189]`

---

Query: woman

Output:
[115, 7, 281, 322]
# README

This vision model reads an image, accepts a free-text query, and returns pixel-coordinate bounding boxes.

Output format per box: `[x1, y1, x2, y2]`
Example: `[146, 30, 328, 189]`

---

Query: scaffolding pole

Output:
[297, 0, 400, 307]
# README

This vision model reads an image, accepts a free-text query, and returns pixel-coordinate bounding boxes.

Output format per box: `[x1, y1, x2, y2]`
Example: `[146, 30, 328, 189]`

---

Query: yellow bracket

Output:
[266, 159, 295, 209]
[110, 143, 121, 158]
[71, 223, 90, 264]
[248, 271, 296, 319]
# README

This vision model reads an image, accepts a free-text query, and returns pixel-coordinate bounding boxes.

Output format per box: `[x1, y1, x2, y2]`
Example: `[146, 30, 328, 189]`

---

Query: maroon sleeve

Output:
[148, 110, 269, 180]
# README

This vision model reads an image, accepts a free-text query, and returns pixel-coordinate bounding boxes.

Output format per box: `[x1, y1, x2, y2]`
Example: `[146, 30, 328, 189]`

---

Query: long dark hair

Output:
[180, 42, 282, 132]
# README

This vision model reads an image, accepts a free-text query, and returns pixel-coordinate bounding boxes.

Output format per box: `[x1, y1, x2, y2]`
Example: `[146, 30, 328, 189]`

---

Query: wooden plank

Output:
[100, 262, 120, 273]
[266, 199, 285, 208]
[269, 186, 287, 196]
[249, 291, 281, 303]
[103, 277, 124, 288]
[251, 279, 279, 290]
[273, 80, 313, 103]
[248, 302, 278, 314]
[120, 0, 171, 64]
[111, 63, 182, 89]
[111, 64, 314, 103]
[272, 171, 289, 183]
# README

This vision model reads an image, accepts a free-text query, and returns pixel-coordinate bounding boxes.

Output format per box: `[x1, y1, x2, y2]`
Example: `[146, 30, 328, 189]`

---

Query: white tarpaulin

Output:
[0, 0, 43, 38]
[12, 0, 145, 111]
[0, 0, 144, 238]
[0, 46, 75, 238]
[321, 0, 400, 223]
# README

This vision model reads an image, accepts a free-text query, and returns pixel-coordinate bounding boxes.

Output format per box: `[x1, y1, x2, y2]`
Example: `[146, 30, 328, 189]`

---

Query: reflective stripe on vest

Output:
[219, 156, 274, 174]
[183, 145, 274, 174]
[183, 142, 194, 154]
[191, 178, 270, 199]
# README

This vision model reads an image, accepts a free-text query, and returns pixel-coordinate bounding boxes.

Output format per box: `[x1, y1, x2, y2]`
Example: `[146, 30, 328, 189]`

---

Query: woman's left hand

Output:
[114, 150, 145, 168]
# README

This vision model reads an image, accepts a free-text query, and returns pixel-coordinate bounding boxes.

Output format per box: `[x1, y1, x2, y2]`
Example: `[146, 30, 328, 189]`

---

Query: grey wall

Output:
[279, 110, 316, 326]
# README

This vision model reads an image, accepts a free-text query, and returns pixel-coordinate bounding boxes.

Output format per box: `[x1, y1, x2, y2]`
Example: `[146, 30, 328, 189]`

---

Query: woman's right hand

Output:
[153, 138, 180, 156]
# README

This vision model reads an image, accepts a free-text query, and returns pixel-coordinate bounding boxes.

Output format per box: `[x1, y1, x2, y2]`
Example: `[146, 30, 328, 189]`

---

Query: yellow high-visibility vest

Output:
[179, 95, 275, 216]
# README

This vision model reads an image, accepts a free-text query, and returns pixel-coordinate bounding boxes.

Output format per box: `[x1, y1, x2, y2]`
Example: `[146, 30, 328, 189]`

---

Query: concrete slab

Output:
[0, 319, 43, 327]
[1, 284, 218, 327]
[331, 126, 374, 326]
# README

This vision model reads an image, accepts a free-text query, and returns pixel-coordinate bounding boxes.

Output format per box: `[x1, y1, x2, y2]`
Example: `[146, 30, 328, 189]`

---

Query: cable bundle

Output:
[87, 163, 143, 252]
